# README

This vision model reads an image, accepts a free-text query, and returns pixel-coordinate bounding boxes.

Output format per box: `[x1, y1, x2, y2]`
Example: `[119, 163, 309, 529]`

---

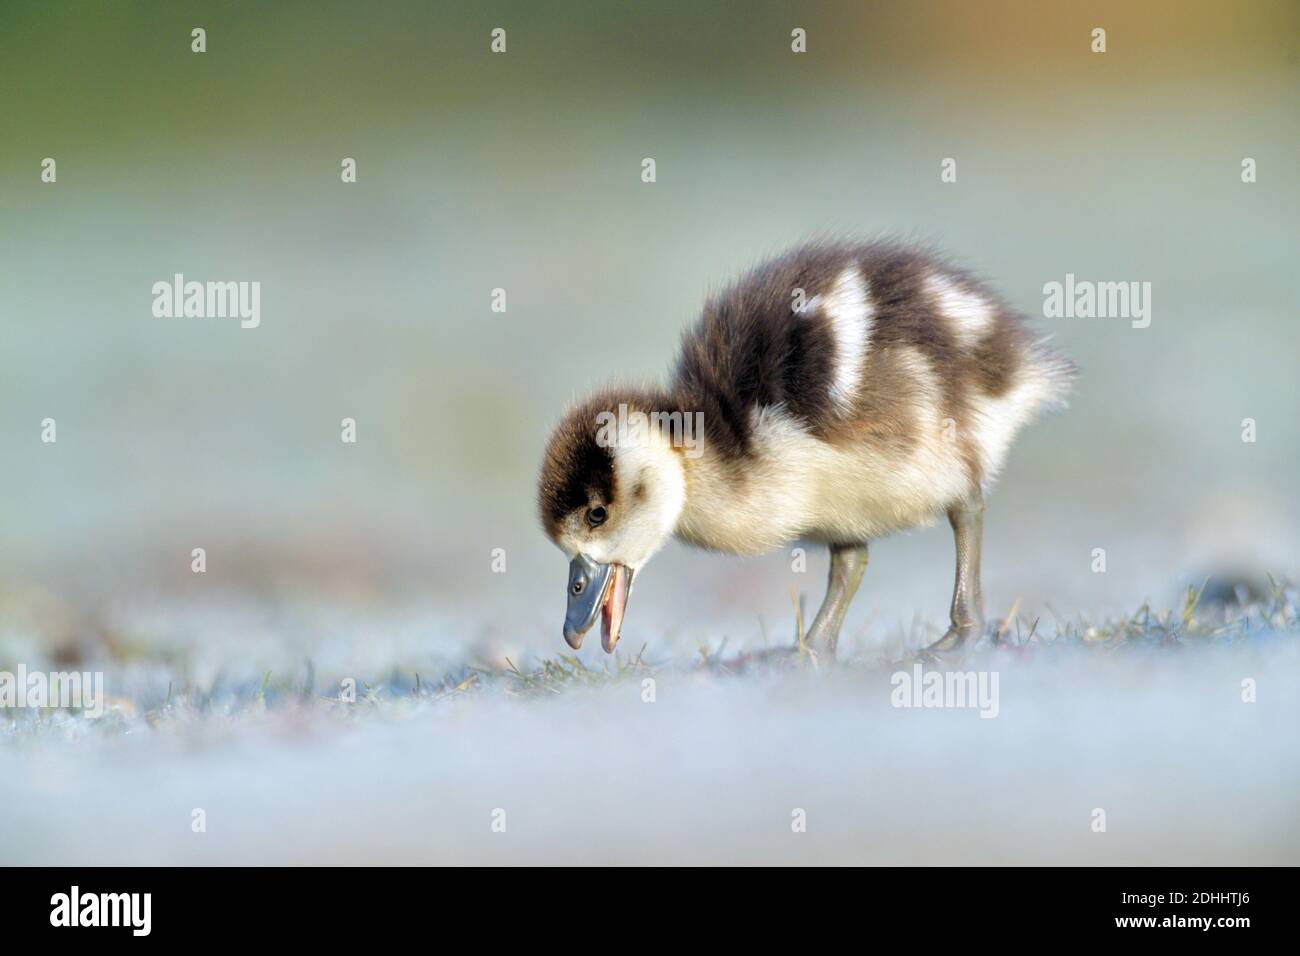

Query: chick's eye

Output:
[587, 506, 607, 527]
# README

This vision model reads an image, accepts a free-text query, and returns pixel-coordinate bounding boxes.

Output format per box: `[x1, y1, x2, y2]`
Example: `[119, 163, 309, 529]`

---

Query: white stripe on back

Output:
[927, 273, 994, 349]
[818, 266, 873, 412]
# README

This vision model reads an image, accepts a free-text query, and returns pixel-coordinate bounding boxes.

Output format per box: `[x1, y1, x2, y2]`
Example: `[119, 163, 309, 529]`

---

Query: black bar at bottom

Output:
[0, 866, 1287, 941]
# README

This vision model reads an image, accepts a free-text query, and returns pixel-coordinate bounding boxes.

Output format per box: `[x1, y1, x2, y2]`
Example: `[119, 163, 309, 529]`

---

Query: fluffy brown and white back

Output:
[539, 239, 1074, 562]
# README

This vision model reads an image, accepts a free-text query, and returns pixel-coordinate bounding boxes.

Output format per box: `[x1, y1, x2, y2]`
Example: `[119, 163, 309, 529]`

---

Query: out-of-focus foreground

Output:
[2, 589, 1297, 865]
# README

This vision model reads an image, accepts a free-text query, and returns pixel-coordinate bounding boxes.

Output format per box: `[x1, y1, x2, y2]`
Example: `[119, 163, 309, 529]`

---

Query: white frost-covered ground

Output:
[1, 597, 1296, 866]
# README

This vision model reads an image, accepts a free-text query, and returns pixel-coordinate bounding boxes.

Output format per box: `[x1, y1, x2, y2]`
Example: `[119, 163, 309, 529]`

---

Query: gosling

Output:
[538, 239, 1074, 655]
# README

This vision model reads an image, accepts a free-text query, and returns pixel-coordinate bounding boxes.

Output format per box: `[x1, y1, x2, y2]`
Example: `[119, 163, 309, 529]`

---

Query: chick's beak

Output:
[563, 554, 632, 653]
[600, 564, 631, 653]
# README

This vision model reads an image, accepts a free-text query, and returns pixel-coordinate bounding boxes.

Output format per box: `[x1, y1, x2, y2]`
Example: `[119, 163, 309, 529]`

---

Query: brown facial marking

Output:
[538, 411, 614, 540]
[537, 387, 676, 542]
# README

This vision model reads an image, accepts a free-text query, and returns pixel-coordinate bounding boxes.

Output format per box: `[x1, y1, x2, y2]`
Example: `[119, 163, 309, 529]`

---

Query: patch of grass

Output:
[2, 579, 1295, 748]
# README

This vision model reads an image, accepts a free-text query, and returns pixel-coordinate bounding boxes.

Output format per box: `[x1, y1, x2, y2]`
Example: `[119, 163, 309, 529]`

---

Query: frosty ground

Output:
[1, 585, 1296, 866]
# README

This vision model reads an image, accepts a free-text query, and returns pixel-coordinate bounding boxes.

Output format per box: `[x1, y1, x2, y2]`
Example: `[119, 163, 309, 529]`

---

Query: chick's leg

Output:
[927, 493, 985, 652]
[804, 542, 869, 656]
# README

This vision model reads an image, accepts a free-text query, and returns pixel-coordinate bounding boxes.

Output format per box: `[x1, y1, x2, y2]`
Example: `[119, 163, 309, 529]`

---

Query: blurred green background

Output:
[2, 0, 1296, 657]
